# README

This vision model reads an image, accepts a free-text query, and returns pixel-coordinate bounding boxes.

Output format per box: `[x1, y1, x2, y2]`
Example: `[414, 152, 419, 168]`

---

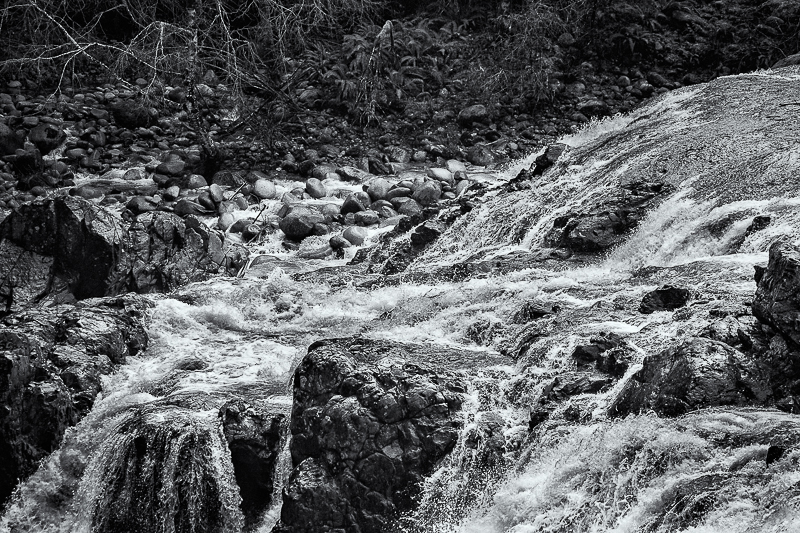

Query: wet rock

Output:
[305, 178, 327, 199]
[0, 296, 148, 503]
[367, 178, 391, 201]
[639, 285, 692, 314]
[156, 159, 185, 176]
[186, 174, 208, 189]
[578, 98, 611, 118]
[174, 198, 210, 217]
[608, 338, 770, 418]
[511, 301, 559, 323]
[341, 192, 371, 216]
[466, 144, 494, 166]
[126, 196, 158, 215]
[545, 179, 673, 252]
[0, 196, 129, 312]
[572, 332, 630, 377]
[531, 143, 566, 176]
[276, 337, 472, 533]
[354, 210, 380, 226]
[220, 400, 288, 528]
[280, 207, 325, 241]
[343, 226, 367, 246]
[753, 242, 800, 347]
[774, 52, 800, 68]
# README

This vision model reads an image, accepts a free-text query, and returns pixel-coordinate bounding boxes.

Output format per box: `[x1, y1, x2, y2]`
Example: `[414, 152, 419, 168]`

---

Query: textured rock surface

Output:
[275, 337, 477, 533]
[0, 295, 148, 503]
[0, 196, 247, 311]
[608, 337, 770, 418]
[753, 241, 800, 347]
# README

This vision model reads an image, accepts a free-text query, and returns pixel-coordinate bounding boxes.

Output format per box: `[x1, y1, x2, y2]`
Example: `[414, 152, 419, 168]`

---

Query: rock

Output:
[305, 178, 327, 199]
[578, 99, 611, 118]
[367, 178, 391, 201]
[544, 179, 673, 252]
[163, 185, 180, 201]
[531, 143, 566, 176]
[466, 145, 494, 166]
[341, 192, 371, 216]
[186, 174, 208, 189]
[208, 183, 224, 204]
[457, 104, 489, 127]
[156, 160, 185, 176]
[174, 198, 210, 217]
[279, 207, 325, 241]
[275, 337, 473, 533]
[427, 167, 454, 185]
[354, 210, 380, 226]
[386, 187, 412, 200]
[608, 338, 770, 418]
[110, 101, 152, 128]
[127, 196, 158, 215]
[220, 400, 288, 528]
[773, 52, 800, 68]
[557, 32, 576, 46]
[218, 212, 235, 231]
[0, 296, 148, 503]
[396, 198, 423, 218]
[511, 301, 559, 323]
[639, 285, 692, 314]
[337, 166, 372, 182]
[412, 181, 442, 206]
[753, 242, 800, 347]
[253, 179, 276, 200]
[410, 219, 446, 247]
[212, 170, 246, 188]
[343, 226, 368, 246]
[386, 146, 410, 164]
[28, 123, 66, 155]
[0, 123, 23, 156]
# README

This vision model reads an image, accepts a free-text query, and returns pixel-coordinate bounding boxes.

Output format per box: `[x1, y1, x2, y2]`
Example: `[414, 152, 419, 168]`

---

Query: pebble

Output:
[208, 183, 224, 204]
[367, 177, 391, 201]
[218, 212, 236, 230]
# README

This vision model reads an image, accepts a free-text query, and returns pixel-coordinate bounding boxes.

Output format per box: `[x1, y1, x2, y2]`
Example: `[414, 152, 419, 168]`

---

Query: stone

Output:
[753, 242, 800, 347]
[186, 174, 208, 189]
[639, 285, 692, 314]
[396, 198, 423, 218]
[0, 123, 24, 156]
[156, 159, 185, 176]
[466, 145, 494, 166]
[274, 337, 476, 533]
[544, 179, 673, 252]
[208, 183, 224, 204]
[253, 179, 276, 200]
[367, 178, 391, 201]
[0, 296, 148, 503]
[174, 198, 210, 217]
[342, 226, 367, 246]
[354, 210, 380, 226]
[608, 338, 770, 418]
[427, 167, 454, 184]
[531, 143, 566, 176]
[578, 98, 611, 118]
[163, 185, 180, 201]
[386, 187, 412, 200]
[774, 52, 800, 68]
[110, 101, 152, 128]
[457, 104, 489, 127]
[412, 180, 442, 206]
[28, 123, 66, 155]
[341, 192, 371, 216]
[279, 207, 325, 241]
[127, 196, 158, 215]
[218, 212, 235, 231]
[212, 171, 246, 188]
[337, 166, 372, 182]
[305, 178, 327, 199]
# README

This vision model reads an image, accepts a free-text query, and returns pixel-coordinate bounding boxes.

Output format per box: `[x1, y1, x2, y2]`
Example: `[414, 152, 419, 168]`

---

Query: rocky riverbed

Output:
[2, 63, 800, 533]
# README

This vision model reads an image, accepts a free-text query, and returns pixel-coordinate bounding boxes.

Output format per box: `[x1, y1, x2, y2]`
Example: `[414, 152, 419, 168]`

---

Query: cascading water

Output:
[3, 68, 800, 533]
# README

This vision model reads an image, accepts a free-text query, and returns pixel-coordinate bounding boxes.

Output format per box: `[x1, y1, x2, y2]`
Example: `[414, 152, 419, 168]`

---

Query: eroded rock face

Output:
[220, 399, 288, 529]
[0, 196, 246, 312]
[0, 295, 148, 503]
[752, 241, 800, 347]
[275, 337, 470, 533]
[608, 337, 770, 418]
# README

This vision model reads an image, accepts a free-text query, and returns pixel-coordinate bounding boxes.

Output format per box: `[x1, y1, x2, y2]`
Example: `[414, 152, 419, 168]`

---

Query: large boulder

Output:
[753, 241, 800, 347]
[0, 295, 148, 504]
[608, 337, 770, 418]
[275, 337, 477, 533]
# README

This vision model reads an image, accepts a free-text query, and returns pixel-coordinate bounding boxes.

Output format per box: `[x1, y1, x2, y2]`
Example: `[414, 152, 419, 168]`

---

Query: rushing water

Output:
[4, 68, 800, 532]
